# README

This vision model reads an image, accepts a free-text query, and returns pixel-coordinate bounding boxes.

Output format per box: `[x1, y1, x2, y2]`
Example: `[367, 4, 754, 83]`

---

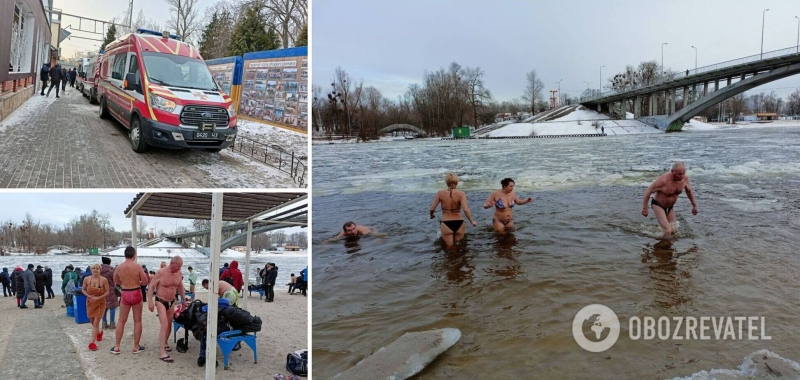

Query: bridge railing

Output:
[581, 45, 800, 103]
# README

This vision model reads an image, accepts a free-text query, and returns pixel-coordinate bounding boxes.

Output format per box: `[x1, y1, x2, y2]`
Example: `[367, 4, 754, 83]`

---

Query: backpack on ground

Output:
[286, 349, 307, 377]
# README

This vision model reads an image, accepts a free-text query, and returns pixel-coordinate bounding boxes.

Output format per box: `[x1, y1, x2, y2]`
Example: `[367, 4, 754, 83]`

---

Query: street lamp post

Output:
[691, 46, 697, 71]
[600, 65, 605, 92]
[556, 79, 562, 104]
[761, 9, 769, 59]
[661, 42, 668, 76]
[795, 16, 799, 53]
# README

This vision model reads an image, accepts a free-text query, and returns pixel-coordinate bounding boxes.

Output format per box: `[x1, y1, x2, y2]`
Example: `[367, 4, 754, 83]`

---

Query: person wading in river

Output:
[642, 161, 698, 237]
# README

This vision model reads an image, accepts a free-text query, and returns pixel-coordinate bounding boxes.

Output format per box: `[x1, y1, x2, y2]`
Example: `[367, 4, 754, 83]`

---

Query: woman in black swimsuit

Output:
[430, 173, 477, 247]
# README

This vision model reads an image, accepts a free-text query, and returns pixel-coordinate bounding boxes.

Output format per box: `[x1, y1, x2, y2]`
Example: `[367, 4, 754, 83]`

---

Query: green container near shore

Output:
[453, 127, 470, 138]
[88, 247, 99, 255]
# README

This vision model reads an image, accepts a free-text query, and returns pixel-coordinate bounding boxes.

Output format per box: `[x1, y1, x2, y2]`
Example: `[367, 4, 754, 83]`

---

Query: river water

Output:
[312, 127, 800, 379]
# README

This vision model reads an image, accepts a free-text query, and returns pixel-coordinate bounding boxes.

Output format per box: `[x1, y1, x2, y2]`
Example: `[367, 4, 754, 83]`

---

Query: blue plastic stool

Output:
[173, 321, 184, 343]
[66, 305, 74, 317]
[218, 330, 257, 370]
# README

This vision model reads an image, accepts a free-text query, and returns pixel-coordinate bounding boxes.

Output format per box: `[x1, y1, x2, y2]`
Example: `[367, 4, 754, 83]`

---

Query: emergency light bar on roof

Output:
[135, 28, 182, 41]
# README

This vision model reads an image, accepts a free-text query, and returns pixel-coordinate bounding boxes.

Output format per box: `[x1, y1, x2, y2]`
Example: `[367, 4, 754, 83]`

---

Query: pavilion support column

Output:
[649, 94, 655, 116]
[243, 219, 253, 311]
[131, 211, 137, 250]
[206, 193, 224, 380]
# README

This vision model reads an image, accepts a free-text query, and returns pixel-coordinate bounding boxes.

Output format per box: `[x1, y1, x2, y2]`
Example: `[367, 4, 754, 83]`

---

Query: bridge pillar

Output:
[727, 77, 732, 87]
[670, 88, 676, 114]
[682, 87, 688, 110]
[649, 94, 655, 116]
[714, 79, 720, 92]
[606, 102, 612, 115]
[621, 98, 628, 116]
[740, 73, 746, 81]
[703, 81, 708, 97]
[634, 95, 641, 117]
[597, 103, 601, 112]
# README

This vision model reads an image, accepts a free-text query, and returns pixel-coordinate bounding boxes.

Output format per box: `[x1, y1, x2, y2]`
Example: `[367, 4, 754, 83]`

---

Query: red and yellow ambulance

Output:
[96, 29, 237, 153]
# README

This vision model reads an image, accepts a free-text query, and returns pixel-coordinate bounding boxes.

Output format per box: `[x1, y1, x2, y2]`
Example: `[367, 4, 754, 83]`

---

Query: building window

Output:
[9, 2, 34, 73]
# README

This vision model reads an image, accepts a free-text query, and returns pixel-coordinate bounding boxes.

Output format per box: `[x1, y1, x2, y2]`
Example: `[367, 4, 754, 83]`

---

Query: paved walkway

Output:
[0, 88, 297, 188]
[0, 302, 87, 379]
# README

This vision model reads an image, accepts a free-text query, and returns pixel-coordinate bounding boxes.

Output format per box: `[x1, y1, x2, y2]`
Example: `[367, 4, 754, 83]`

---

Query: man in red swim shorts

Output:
[111, 247, 150, 354]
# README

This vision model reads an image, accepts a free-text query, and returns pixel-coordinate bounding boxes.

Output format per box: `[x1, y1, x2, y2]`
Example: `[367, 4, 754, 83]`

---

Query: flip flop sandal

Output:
[164, 345, 172, 352]
[132, 345, 146, 354]
[160, 355, 174, 363]
[97, 331, 103, 341]
[88, 342, 98, 351]
[109, 347, 121, 355]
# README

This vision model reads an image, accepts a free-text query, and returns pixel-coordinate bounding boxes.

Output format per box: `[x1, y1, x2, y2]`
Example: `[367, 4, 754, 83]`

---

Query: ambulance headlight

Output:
[150, 94, 176, 112]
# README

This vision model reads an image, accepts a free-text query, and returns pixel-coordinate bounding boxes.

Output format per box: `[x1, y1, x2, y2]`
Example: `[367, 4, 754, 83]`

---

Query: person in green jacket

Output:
[62, 264, 80, 307]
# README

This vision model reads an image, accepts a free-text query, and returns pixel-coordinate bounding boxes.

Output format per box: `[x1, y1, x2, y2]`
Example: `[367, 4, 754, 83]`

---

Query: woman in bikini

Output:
[430, 173, 477, 247]
[82, 263, 109, 351]
[483, 178, 533, 233]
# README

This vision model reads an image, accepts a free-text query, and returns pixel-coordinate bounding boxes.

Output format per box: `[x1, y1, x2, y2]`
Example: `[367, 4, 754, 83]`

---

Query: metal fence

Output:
[582, 45, 800, 103]
[229, 135, 308, 187]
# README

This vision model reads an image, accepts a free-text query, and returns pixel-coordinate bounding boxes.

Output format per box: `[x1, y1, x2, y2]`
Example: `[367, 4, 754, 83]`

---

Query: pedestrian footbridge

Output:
[580, 46, 800, 131]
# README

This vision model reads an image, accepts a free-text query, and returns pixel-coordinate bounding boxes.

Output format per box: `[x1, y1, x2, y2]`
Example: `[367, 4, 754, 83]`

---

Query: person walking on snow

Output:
[46, 64, 62, 98]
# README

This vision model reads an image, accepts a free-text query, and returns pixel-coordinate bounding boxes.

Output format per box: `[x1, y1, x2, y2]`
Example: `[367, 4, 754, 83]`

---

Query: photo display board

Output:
[208, 62, 235, 96]
[241, 49, 308, 132]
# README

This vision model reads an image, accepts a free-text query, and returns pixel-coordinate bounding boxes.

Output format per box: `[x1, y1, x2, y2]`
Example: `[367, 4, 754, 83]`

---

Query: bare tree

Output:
[164, 0, 204, 45]
[522, 70, 545, 114]
[787, 89, 800, 116]
[462, 66, 491, 128]
[262, 0, 308, 48]
[726, 93, 748, 123]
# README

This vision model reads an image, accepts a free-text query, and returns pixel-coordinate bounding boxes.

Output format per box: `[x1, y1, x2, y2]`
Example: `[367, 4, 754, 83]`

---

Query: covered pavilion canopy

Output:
[123, 192, 307, 380]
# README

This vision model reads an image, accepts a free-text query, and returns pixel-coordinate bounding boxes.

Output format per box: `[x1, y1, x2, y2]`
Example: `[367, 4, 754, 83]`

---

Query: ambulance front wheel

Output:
[130, 117, 149, 153]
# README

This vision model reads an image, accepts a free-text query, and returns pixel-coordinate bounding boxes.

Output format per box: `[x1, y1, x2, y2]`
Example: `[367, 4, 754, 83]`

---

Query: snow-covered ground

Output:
[683, 119, 800, 131]
[487, 106, 662, 136]
[236, 118, 308, 159]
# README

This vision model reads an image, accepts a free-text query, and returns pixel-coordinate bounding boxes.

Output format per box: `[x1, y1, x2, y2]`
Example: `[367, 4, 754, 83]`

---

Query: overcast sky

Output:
[53, 0, 217, 58]
[0, 193, 306, 235]
[313, 0, 800, 102]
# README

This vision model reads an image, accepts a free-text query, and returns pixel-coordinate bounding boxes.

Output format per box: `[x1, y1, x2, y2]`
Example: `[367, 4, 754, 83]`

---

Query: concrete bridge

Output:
[380, 124, 426, 135]
[580, 46, 800, 131]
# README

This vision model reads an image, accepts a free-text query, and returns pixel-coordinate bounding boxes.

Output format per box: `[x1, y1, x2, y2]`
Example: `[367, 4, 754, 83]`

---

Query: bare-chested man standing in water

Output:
[642, 162, 698, 237]
[148, 256, 186, 363]
[111, 246, 150, 354]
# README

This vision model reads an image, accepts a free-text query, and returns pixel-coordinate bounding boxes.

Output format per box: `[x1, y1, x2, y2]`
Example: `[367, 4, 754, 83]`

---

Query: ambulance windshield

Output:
[141, 52, 218, 91]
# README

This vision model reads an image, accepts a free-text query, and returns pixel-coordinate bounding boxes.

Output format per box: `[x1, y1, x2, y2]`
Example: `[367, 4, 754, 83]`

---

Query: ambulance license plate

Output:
[194, 132, 220, 140]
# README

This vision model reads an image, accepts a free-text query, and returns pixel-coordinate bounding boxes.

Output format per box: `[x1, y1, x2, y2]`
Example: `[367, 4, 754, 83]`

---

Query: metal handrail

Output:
[229, 136, 308, 187]
[582, 45, 800, 103]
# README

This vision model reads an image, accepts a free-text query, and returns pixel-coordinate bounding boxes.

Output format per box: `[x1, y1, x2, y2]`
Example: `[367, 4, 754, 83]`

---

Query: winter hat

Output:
[15, 266, 22, 271]
[36, 265, 43, 269]
[102, 257, 111, 265]
[27, 264, 34, 269]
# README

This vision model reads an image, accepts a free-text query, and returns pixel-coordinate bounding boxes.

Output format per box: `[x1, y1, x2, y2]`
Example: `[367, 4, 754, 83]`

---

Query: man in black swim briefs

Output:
[642, 162, 698, 237]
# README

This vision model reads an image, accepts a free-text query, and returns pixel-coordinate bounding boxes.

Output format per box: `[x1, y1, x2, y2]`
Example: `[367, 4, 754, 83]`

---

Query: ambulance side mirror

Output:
[125, 73, 141, 92]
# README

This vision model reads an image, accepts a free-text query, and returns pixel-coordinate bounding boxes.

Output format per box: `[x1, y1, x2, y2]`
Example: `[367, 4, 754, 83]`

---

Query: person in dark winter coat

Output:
[12, 267, 24, 306]
[61, 67, 68, 91]
[263, 263, 278, 302]
[69, 68, 77, 87]
[40, 63, 50, 95]
[46, 64, 62, 98]
[21, 264, 41, 308]
[44, 266, 54, 298]
[100, 257, 118, 329]
[0, 268, 11, 297]
[34, 266, 47, 305]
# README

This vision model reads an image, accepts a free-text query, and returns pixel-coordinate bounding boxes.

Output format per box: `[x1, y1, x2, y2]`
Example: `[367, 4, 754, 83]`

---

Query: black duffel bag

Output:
[286, 349, 307, 377]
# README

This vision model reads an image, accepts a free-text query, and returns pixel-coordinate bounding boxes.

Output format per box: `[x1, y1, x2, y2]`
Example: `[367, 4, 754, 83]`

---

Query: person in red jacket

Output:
[219, 260, 243, 293]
